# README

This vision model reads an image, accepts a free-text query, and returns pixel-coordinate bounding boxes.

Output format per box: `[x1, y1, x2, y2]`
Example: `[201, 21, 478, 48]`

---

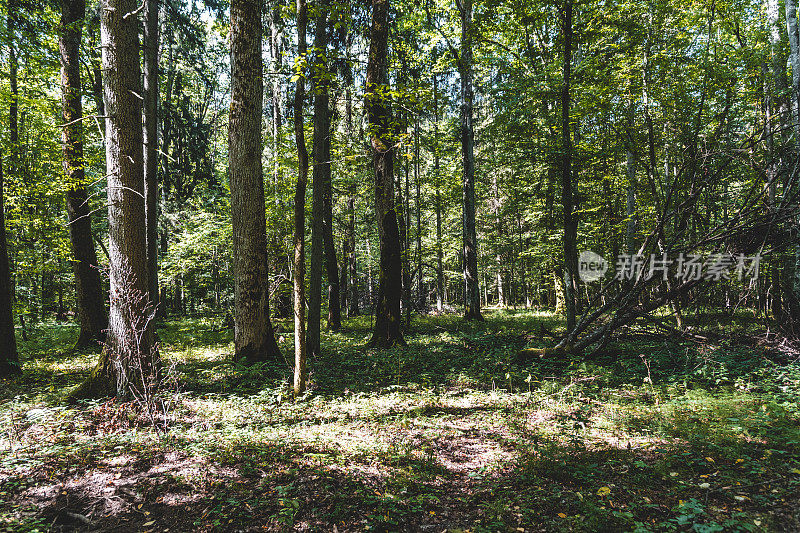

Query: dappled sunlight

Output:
[2, 312, 800, 531]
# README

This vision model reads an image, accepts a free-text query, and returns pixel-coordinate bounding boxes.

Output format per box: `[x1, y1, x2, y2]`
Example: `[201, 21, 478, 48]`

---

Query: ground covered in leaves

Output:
[1, 310, 799, 532]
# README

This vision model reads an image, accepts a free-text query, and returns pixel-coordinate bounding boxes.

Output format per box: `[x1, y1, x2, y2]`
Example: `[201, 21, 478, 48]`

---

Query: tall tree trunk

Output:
[60, 0, 107, 348]
[764, 0, 789, 318]
[434, 75, 444, 312]
[625, 101, 638, 255]
[786, 0, 800, 318]
[321, 44, 340, 331]
[143, 0, 159, 310]
[229, 0, 281, 363]
[561, 0, 578, 334]
[347, 189, 358, 316]
[323, 192, 341, 331]
[460, 0, 482, 321]
[401, 128, 412, 324]
[0, 151, 20, 376]
[308, 0, 331, 356]
[367, 0, 404, 346]
[788, 0, 800, 143]
[8, 0, 18, 170]
[292, 0, 309, 395]
[71, 0, 157, 399]
[415, 115, 424, 310]
[270, 1, 284, 192]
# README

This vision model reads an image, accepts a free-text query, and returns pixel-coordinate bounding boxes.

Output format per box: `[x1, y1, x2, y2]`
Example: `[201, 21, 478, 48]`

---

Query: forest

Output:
[1, 0, 800, 529]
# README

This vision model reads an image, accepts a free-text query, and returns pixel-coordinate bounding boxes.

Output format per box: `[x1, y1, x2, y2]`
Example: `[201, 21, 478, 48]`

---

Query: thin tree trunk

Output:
[561, 0, 578, 334]
[625, 101, 638, 255]
[415, 115, 424, 311]
[401, 125, 412, 325]
[786, 0, 800, 318]
[460, 0, 482, 321]
[322, 107, 340, 329]
[143, 0, 159, 310]
[292, 0, 308, 396]
[270, 1, 284, 193]
[60, 0, 107, 348]
[229, 0, 281, 363]
[434, 74, 444, 312]
[308, 0, 331, 355]
[344, 88, 359, 317]
[323, 191, 341, 331]
[347, 186, 358, 316]
[367, 0, 404, 346]
[9, 0, 18, 171]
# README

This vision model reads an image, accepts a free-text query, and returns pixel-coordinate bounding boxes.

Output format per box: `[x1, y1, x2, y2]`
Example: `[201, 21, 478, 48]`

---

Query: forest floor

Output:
[1, 310, 799, 532]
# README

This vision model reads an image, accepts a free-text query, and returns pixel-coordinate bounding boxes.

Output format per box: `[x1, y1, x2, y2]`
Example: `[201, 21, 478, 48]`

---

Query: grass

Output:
[1, 309, 799, 532]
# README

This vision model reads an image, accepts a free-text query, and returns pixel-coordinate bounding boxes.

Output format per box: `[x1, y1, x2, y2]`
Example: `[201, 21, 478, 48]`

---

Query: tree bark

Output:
[433, 74, 444, 312]
[308, 0, 333, 356]
[143, 0, 159, 310]
[460, 0, 482, 321]
[625, 100, 638, 255]
[60, 0, 108, 348]
[346, 189, 358, 316]
[367, 0, 404, 346]
[229, 0, 281, 363]
[415, 115, 424, 311]
[71, 0, 157, 399]
[346, 78, 359, 317]
[0, 151, 20, 376]
[786, 0, 800, 317]
[561, 0, 578, 333]
[292, 0, 309, 396]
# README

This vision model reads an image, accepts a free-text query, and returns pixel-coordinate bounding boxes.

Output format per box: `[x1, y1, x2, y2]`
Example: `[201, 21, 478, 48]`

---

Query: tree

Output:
[71, 0, 157, 399]
[1, 0, 21, 376]
[560, 0, 578, 334]
[308, 0, 331, 357]
[293, 0, 309, 395]
[433, 73, 445, 312]
[366, 0, 404, 347]
[143, 0, 160, 309]
[459, 0, 482, 321]
[0, 152, 20, 377]
[60, 0, 108, 348]
[229, 0, 282, 363]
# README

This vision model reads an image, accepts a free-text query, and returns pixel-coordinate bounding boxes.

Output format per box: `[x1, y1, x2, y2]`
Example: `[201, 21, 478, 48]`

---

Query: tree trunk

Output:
[347, 191, 358, 316]
[434, 75, 444, 312]
[367, 0, 404, 346]
[8, 0, 18, 171]
[625, 101, 638, 255]
[323, 194, 341, 331]
[401, 131, 412, 325]
[229, 0, 281, 363]
[308, 0, 331, 355]
[561, 0, 578, 334]
[415, 115, 424, 311]
[292, 0, 309, 396]
[460, 0, 482, 321]
[270, 1, 284, 192]
[71, 0, 157, 399]
[0, 151, 20, 376]
[143, 0, 159, 311]
[60, 0, 108, 348]
[786, 0, 800, 318]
